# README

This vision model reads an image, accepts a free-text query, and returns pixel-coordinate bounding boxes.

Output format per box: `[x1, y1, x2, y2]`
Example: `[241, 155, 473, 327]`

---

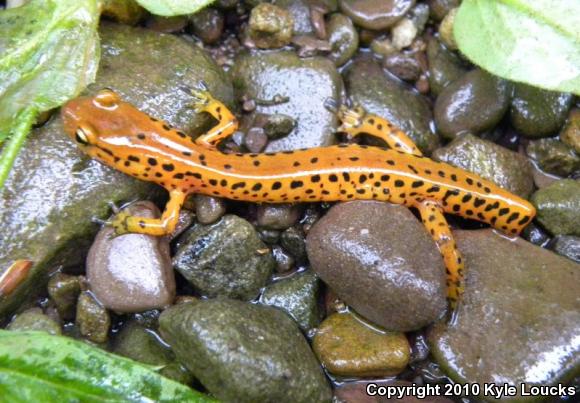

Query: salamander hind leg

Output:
[336, 105, 422, 156]
[109, 190, 186, 236]
[415, 199, 465, 310]
[188, 84, 238, 148]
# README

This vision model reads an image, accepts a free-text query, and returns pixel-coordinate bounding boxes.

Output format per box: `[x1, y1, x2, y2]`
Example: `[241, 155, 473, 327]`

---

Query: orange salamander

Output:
[61, 87, 536, 307]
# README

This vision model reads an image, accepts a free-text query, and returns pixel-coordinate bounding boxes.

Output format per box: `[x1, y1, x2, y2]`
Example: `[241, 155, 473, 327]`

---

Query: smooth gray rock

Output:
[307, 201, 446, 332]
[531, 179, 580, 236]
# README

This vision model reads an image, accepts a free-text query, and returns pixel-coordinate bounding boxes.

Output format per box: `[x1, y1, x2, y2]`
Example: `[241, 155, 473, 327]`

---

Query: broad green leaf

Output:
[134, 0, 215, 16]
[0, 331, 217, 402]
[0, 0, 100, 188]
[453, 0, 580, 95]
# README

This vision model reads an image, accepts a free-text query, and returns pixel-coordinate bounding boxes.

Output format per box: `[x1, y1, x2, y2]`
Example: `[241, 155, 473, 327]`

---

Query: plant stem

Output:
[0, 107, 38, 190]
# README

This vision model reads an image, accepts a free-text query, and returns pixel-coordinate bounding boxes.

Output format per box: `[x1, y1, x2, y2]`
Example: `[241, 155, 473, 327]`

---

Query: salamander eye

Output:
[75, 128, 90, 145]
[93, 89, 120, 109]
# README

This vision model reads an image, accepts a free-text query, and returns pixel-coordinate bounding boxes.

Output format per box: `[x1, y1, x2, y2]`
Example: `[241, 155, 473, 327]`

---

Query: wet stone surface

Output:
[313, 311, 410, 377]
[247, 3, 294, 49]
[434, 69, 510, 140]
[7, 308, 62, 335]
[159, 299, 332, 402]
[531, 179, 580, 236]
[307, 201, 446, 332]
[230, 50, 341, 152]
[526, 138, 580, 177]
[327, 13, 359, 66]
[76, 291, 111, 344]
[426, 38, 467, 96]
[345, 56, 438, 154]
[339, 0, 416, 30]
[0, 22, 232, 321]
[429, 229, 580, 400]
[549, 235, 580, 263]
[87, 201, 175, 313]
[47, 273, 81, 320]
[433, 133, 534, 198]
[173, 215, 274, 300]
[194, 194, 226, 224]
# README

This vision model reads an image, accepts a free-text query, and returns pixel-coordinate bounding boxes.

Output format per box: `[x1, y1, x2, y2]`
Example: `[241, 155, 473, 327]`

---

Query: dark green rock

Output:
[550, 236, 580, 263]
[76, 291, 111, 344]
[531, 179, 580, 236]
[510, 83, 574, 138]
[434, 69, 510, 139]
[327, 13, 359, 66]
[47, 273, 81, 320]
[7, 308, 61, 335]
[159, 299, 332, 403]
[433, 133, 534, 198]
[255, 113, 296, 139]
[256, 203, 302, 230]
[260, 270, 320, 331]
[427, 38, 467, 96]
[427, 0, 459, 21]
[429, 229, 580, 401]
[173, 215, 274, 300]
[307, 201, 446, 332]
[0, 23, 233, 321]
[248, 3, 294, 49]
[526, 138, 580, 177]
[345, 57, 439, 154]
[230, 50, 341, 151]
[280, 226, 307, 261]
[560, 108, 580, 153]
[273, 0, 316, 35]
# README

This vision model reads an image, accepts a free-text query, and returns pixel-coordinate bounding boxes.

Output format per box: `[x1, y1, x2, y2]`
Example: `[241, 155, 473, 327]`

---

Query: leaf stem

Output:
[0, 107, 38, 190]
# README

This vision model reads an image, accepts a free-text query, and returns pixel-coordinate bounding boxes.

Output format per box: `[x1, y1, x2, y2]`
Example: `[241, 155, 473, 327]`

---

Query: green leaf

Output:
[0, 331, 218, 402]
[453, 0, 580, 95]
[134, 0, 215, 16]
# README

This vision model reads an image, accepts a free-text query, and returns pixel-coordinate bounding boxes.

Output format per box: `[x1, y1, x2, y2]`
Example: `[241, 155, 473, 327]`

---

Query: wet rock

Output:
[560, 108, 580, 153]
[429, 229, 580, 398]
[427, 0, 459, 21]
[47, 273, 81, 320]
[272, 245, 296, 272]
[433, 133, 534, 198]
[526, 138, 580, 177]
[260, 270, 320, 331]
[173, 215, 274, 299]
[0, 23, 233, 321]
[407, 3, 429, 35]
[87, 202, 175, 313]
[273, 0, 316, 35]
[313, 312, 410, 377]
[392, 18, 417, 50]
[510, 84, 574, 138]
[521, 222, 551, 247]
[258, 228, 281, 245]
[345, 57, 438, 154]
[230, 50, 341, 151]
[145, 15, 189, 33]
[257, 203, 302, 230]
[339, 0, 415, 30]
[7, 308, 62, 335]
[550, 236, 580, 263]
[384, 53, 422, 82]
[327, 13, 359, 66]
[194, 194, 226, 224]
[170, 209, 196, 241]
[307, 201, 446, 332]
[159, 299, 332, 402]
[113, 321, 193, 384]
[434, 69, 510, 139]
[280, 226, 307, 261]
[427, 38, 467, 96]
[335, 380, 453, 402]
[370, 37, 397, 57]
[292, 35, 332, 58]
[438, 7, 458, 50]
[244, 127, 269, 152]
[531, 179, 580, 236]
[101, 0, 146, 25]
[248, 3, 294, 49]
[254, 113, 296, 139]
[189, 8, 224, 45]
[531, 162, 560, 190]
[76, 291, 111, 344]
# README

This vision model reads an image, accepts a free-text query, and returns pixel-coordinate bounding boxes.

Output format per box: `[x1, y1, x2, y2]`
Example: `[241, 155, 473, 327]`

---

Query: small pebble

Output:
[438, 8, 458, 50]
[550, 235, 580, 263]
[392, 18, 417, 50]
[256, 203, 302, 230]
[145, 15, 188, 33]
[327, 13, 359, 66]
[339, 0, 415, 30]
[384, 52, 422, 81]
[248, 3, 294, 49]
[560, 108, 580, 153]
[76, 291, 111, 344]
[194, 194, 226, 224]
[526, 138, 580, 177]
[189, 8, 224, 45]
[8, 308, 62, 335]
[244, 127, 269, 152]
[272, 245, 296, 272]
[280, 226, 307, 261]
[47, 273, 81, 320]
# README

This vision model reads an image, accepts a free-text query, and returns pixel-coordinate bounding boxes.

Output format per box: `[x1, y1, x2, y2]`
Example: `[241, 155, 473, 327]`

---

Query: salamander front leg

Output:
[188, 84, 239, 148]
[110, 190, 186, 236]
[415, 199, 465, 309]
[337, 105, 422, 156]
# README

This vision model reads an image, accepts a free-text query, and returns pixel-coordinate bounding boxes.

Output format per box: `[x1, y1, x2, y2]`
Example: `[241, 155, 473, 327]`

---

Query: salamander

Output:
[61, 87, 536, 307]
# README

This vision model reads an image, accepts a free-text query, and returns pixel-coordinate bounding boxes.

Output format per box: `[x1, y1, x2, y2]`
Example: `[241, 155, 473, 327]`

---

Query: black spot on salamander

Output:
[101, 148, 114, 156]
[322, 190, 330, 195]
[356, 189, 365, 194]
[485, 201, 500, 211]
[462, 194, 473, 203]
[329, 174, 338, 182]
[186, 172, 202, 179]
[518, 216, 530, 226]
[342, 172, 350, 181]
[310, 157, 318, 163]
[453, 204, 461, 212]
[411, 180, 424, 188]
[127, 156, 140, 163]
[209, 179, 218, 186]
[466, 178, 474, 185]
[450, 174, 458, 181]
[507, 212, 520, 223]
[466, 209, 474, 215]
[381, 175, 390, 181]
[290, 180, 303, 189]
[305, 189, 314, 194]
[408, 165, 418, 174]
[272, 182, 282, 190]
[438, 171, 445, 178]
[221, 179, 228, 187]
[162, 163, 175, 172]
[224, 164, 232, 169]
[252, 183, 262, 191]
[182, 151, 192, 157]
[173, 173, 184, 179]
[359, 175, 367, 184]
[155, 172, 163, 178]
[147, 158, 158, 166]
[473, 198, 486, 208]
[426, 186, 440, 193]
[124, 161, 131, 167]
[394, 180, 404, 187]
[386, 160, 395, 166]
[162, 124, 171, 131]
[498, 208, 510, 216]
[349, 157, 359, 161]
[311, 175, 321, 183]
[254, 160, 261, 167]
[177, 131, 187, 138]
[232, 182, 246, 190]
